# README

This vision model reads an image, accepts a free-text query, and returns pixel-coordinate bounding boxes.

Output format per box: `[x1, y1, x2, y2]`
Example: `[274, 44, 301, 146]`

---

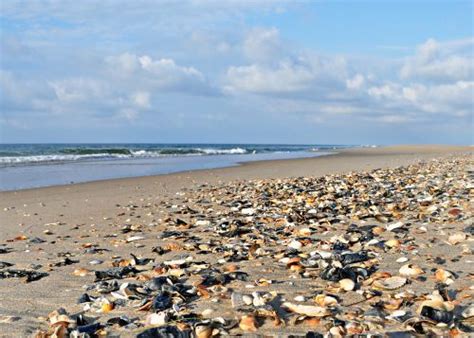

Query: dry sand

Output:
[0, 145, 472, 337]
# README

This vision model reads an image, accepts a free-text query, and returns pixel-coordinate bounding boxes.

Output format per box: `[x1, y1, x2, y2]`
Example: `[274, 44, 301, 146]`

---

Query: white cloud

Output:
[131, 91, 151, 109]
[49, 78, 107, 103]
[226, 61, 315, 93]
[400, 38, 474, 82]
[243, 27, 282, 62]
[346, 74, 365, 90]
[106, 53, 214, 95]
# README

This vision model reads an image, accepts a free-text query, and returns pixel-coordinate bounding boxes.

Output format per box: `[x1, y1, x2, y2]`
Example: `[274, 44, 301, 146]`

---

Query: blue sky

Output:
[1, 0, 472, 144]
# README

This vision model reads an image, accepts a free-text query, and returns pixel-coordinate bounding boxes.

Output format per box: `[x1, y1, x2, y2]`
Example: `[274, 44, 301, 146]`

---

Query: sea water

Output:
[0, 144, 357, 190]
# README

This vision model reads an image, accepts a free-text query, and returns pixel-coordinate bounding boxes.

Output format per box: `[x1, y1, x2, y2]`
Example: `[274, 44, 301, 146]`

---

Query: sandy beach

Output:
[0, 145, 472, 337]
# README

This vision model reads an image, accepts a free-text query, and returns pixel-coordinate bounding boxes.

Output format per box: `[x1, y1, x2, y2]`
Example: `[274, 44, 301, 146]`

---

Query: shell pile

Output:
[4, 156, 472, 336]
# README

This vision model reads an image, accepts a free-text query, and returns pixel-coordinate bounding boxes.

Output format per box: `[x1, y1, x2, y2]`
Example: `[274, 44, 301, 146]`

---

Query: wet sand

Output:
[0, 145, 472, 336]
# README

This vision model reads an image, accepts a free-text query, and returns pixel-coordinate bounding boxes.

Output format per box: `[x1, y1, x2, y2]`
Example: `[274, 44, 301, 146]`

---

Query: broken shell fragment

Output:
[448, 233, 466, 245]
[239, 315, 257, 331]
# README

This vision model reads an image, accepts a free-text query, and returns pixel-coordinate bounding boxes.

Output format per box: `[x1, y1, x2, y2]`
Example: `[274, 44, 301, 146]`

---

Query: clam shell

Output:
[373, 276, 407, 290]
[282, 302, 330, 317]
[339, 278, 355, 291]
[399, 264, 424, 277]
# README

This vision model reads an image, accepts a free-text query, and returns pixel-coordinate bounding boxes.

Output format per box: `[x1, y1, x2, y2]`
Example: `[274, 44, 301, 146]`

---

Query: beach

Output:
[0, 145, 472, 336]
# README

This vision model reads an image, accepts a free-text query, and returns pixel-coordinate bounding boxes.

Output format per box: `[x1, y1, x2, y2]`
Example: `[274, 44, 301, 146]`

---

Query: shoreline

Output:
[1, 145, 470, 195]
[0, 145, 472, 336]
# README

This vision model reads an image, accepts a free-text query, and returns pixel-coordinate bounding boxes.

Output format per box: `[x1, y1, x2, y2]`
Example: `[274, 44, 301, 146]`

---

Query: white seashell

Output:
[195, 220, 210, 226]
[387, 222, 404, 231]
[126, 235, 145, 242]
[373, 276, 407, 290]
[241, 208, 255, 215]
[396, 257, 409, 263]
[294, 295, 305, 302]
[243, 295, 253, 305]
[201, 308, 214, 317]
[282, 302, 330, 317]
[145, 312, 168, 326]
[339, 278, 355, 291]
[288, 240, 303, 250]
[387, 310, 406, 318]
[252, 292, 266, 307]
[89, 259, 103, 265]
[448, 233, 466, 245]
[399, 264, 424, 277]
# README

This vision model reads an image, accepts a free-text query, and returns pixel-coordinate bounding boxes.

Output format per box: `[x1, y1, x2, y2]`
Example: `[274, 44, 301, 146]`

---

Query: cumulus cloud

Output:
[400, 38, 474, 82]
[226, 61, 315, 93]
[105, 53, 215, 95]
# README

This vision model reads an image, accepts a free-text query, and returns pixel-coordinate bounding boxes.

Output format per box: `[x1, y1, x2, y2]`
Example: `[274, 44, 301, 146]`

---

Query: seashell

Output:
[145, 312, 168, 326]
[168, 269, 186, 277]
[243, 295, 253, 305]
[383, 298, 404, 310]
[126, 235, 145, 242]
[396, 257, 408, 263]
[241, 208, 255, 216]
[419, 304, 454, 324]
[448, 233, 466, 245]
[417, 297, 455, 324]
[339, 278, 355, 291]
[372, 227, 385, 235]
[252, 292, 266, 307]
[282, 302, 330, 317]
[73, 268, 91, 277]
[386, 309, 406, 319]
[239, 314, 257, 331]
[434, 269, 454, 285]
[385, 239, 401, 248]
[314, 294, 338, 307]
[201, 308, 214, 317]
[399, 264, 424, 277]
[89, 259, 103, 265]
[329, 326, 346, 336]
[298, 228, 312, 236]
[387, 222, 404, 231]
[288, 240, 303, 250]
[294, 295, 305, 302]
[100, 301, 114, 313]
[195, 220, 210, 226]
[195, 324, 213, 338]
[373, 276, 407, 290]
[164, 256, 193, 266]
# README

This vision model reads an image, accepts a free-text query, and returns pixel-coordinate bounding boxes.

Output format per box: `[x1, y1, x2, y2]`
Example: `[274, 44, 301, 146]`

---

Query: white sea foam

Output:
[198, 147, 247, 155]
[0, 147, 251, 165]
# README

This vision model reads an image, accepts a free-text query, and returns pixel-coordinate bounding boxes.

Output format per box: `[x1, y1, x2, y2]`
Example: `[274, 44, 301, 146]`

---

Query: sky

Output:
[0, 0, 473, 145]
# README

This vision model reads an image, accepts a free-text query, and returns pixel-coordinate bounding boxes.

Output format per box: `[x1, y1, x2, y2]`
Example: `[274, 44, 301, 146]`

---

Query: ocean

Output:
[0, 143, 361, 191]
